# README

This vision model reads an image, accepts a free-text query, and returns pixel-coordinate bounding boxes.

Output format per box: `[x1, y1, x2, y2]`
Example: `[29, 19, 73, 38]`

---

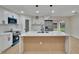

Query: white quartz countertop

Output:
[21, 31, 69, 36]
[0, 32, 12, 35]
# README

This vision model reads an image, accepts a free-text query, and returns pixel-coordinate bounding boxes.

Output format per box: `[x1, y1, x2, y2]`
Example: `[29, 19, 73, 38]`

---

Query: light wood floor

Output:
[23, 50, 65, 54]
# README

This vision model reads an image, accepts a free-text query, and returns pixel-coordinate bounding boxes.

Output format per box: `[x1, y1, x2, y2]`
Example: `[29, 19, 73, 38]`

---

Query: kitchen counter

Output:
[0, 32, 12, 35]
[21, 31, 69, 54]
[21, 31, 69, 36]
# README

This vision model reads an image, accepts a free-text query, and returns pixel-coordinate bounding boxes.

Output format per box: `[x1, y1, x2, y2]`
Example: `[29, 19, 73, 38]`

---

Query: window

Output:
[60, 22, 65, 32]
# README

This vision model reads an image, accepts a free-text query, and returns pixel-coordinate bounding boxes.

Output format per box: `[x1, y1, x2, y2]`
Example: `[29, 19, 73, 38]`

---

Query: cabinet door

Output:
[23, 37, 42, 52]
[3, 35, 12, 50]
[0, 36, 8, 51]
[0, 34, 12, 53]
[0, 37, 3, 53]
[0, 36, 5, 53]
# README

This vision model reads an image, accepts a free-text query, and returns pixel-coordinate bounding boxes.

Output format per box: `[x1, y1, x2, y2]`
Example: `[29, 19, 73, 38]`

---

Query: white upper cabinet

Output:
[0, 8, 4, 24]
[0, 7, 20, 24]
[3, 10, 20, 24]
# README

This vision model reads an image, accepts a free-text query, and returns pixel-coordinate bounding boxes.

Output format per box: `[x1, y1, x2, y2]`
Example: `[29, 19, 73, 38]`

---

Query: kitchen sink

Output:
[37, 31, 49, 33]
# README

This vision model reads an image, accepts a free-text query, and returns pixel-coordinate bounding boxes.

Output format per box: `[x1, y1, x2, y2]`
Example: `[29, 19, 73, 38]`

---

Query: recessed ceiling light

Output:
[50, 5, 53, 7]
[36, 10, 39, 13]
[72, 10, 78, 15]
[72, 10, 77, 14]
[21, 11, 24, 13]
[72, 10, 76, 13]
[52, 10, 54, 13]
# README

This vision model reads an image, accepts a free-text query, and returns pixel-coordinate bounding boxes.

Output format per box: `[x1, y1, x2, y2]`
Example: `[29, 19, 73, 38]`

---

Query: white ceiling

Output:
[1, 5, 79, 16]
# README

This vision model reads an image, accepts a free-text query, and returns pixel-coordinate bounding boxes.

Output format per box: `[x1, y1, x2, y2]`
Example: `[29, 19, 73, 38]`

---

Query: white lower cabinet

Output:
[0, 37, 2, 53]
[0, 33, 12, 53]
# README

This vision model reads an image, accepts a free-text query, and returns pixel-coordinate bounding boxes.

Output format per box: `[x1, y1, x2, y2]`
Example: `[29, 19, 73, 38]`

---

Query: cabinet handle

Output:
[40, 41, 43, 45]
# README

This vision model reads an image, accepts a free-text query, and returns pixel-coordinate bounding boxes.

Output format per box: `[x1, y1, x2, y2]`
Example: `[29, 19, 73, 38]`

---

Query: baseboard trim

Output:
[71, 34, 79, 39]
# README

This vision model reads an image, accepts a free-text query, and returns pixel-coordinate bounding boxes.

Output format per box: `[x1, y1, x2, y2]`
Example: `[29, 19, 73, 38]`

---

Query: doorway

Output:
[25, 20, 29, 32]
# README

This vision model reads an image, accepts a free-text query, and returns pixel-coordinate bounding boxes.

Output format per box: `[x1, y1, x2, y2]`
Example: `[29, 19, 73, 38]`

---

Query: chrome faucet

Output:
[45, 26, 48, 33]
[40, 25, 44, 33]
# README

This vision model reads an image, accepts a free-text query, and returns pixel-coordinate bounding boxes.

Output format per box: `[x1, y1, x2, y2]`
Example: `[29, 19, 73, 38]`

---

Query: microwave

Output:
[8, 17, 17, 24]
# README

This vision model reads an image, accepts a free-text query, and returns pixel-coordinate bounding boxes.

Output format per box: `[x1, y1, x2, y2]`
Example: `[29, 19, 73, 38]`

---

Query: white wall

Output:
[0, 6, 72, 33]
[0, 7, 22, 32]
[19, 15, 31, 32]
[0, 6, 32, 32]
[64, 17, 71, 34]
[70, 15, 79, 38]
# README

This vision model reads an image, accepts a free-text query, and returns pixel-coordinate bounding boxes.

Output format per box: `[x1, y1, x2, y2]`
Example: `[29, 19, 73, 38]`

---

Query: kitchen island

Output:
[20, 31, 69, 54]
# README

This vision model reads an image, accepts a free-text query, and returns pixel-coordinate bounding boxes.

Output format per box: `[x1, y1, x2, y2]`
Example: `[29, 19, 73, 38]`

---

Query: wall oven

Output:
[12, 31, 20, 46]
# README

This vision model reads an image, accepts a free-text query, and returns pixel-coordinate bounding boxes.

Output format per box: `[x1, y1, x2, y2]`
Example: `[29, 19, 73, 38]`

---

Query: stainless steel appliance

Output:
[8, 17, 17, 24]
[12, 31, 20, 46]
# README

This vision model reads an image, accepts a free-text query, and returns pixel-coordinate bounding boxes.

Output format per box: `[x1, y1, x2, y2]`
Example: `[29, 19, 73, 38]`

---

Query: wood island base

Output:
[22, 36, 65, 54]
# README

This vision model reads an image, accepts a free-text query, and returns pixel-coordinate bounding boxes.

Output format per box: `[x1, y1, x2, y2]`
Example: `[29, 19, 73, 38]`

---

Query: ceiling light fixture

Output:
[21, 11, 24, 13]
[72, 10, 76, 13]
[72, 10, 78, 14]
[36, 5, 38, 7]
[52, 10, 54, 13]
[50, 5, 53, 7]
[36, 10, 39, 13]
